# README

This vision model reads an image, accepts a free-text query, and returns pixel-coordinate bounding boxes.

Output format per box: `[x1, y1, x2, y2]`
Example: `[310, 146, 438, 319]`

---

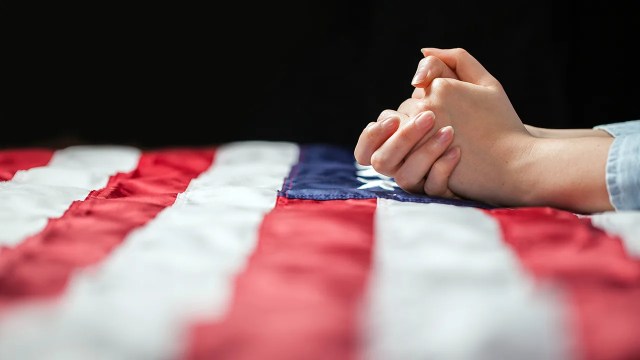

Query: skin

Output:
[354, 110, 461, 198]
[355, 47, 614, 214]
[523, 124, 611, 139]
[353, 56, 462, 198]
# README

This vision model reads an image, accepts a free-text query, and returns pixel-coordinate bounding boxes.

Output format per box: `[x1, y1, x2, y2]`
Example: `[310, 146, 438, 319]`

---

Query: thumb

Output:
[420, 48, 499, 87]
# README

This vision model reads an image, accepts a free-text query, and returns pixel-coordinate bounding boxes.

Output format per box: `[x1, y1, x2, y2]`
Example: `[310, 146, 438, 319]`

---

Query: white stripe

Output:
[589, 210, 640, 258]
[0, 141, 299, 360]
[363, 199, 568, 360]
[0, 146, 141, 246]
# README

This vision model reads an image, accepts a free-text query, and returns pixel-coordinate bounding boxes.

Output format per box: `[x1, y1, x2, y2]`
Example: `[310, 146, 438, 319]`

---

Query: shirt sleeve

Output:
[593, 119, 640, 137]
[593, 120, 640, 210]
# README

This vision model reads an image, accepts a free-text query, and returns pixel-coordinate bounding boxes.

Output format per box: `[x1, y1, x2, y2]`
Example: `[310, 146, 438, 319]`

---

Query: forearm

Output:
[514, 136, 614, 213]
[525, 124, 611, 138]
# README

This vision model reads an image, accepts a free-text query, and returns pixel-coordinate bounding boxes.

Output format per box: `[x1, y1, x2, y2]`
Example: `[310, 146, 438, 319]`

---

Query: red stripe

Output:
[486, 207, 640, 360]
[186, 197, 376, 360]
[0, 148, 214, 311]
[0, 148, 54, 181]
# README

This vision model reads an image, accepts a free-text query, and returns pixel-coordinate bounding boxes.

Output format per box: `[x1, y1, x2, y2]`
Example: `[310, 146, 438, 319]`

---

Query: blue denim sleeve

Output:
[593, 120, 640, 210]
[594, 119, 640, 137]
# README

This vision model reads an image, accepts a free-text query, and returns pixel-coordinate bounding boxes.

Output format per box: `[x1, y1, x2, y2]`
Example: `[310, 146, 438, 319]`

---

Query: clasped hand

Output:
[354, 48, 533, 207]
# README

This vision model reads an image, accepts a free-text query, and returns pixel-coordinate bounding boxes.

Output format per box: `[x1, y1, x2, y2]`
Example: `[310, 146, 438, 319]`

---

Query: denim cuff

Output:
[602, 133, 640, 210]
[594, 120, 640, 137]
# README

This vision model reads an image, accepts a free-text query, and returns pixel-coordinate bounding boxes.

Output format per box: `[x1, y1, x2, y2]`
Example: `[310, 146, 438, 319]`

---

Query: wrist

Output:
[524, 124, 546, 137]
[525, 124, 614, 139]
[513, 137, 614, 213]
[500, 134, 540, 206]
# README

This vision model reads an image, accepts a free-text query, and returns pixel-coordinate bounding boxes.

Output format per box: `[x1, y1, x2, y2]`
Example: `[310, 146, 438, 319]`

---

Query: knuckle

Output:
[397, 98, 416, 110]
[423, 180, 443, 197]
[431, 159, 448, 174]
[430, 77, 451, 94]
[398, 98, 426, 120]
[362, 125, 378, 141]
[370, 152, 392, 175]
[413, 99, 431, 112]
[378, 109, 397, 122]
[392, 172, 410, 189]
[354, 140, 372, 165]
[420, 55, 433, 68]
[423, 55, 439, 68]
[425, 155, 458, 196]
[393, 171, 422, 194]
[353, 149, 365, 164]
[453, 47, 469, 57]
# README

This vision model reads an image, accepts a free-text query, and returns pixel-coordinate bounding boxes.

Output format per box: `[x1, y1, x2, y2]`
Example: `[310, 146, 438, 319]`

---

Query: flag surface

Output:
[0, 142, 638, 360]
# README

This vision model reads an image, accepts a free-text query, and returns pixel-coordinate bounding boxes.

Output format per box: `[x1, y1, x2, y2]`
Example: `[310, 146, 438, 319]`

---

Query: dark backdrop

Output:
[3, 2, 640, 148]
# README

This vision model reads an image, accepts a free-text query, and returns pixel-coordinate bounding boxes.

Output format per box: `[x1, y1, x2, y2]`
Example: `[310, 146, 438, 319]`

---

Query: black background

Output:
[3, 2, 640, 149]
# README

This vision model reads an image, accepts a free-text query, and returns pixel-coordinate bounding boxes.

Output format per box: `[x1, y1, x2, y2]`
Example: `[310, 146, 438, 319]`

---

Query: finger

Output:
[392, 125, 455, 193]
[354, 116, 400, 166]
[376, 109, 396, 122]
[397, 97, 429, 119]
[370, 111, 435, 176]
[424, 146, 461, 198]
[411, 87, 425, 99]
[377, 109, 409, 123]
[411, 55, 459, 88]
[420, 47, 498, 87]
[396, 96, 440, 151]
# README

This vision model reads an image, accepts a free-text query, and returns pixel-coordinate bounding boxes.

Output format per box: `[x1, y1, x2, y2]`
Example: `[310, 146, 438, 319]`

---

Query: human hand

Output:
[395, 48, 535, 206]
[360, 47, 613, 212]
[353, 50, 467, 198]
[413, 49, 614, 140]
[353, 108, 461, 198]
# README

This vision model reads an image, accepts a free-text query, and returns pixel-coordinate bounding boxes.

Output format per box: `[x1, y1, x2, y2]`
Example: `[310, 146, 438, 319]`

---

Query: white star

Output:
[356, 177, 398, 191]
[355, 163, 398, 191]
[356, 168, 394, 180]
[355, 164, 393, 178]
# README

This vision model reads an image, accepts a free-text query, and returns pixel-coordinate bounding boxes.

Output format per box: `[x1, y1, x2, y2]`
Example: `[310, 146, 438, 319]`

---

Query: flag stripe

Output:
[585, 212, 640, 360]
[364, 200, 567, 360]
[0, 143, 638, 360]
[187, 197, 376, 360]
[0, 149, 54, 181]
[488, 207, 640, 360]
[589, 211, 640, 259]
[0, 148, 213, 311]
[0, 142, 298, 360]
[0, 146, 141, 246]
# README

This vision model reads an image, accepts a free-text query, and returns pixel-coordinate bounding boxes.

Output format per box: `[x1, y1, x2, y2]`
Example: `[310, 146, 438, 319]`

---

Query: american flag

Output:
[0, 142, 638, 360]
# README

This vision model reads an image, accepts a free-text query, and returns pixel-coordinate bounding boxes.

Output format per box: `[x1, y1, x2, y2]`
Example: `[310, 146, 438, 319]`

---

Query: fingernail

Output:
[436, 126, 454, 143]
[411, 67, 428, 85]
[444, 146, 460, 159]
[366, 122, 376, 129]
[414, 111, 434, 130]
[381, 117, 397, 129]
